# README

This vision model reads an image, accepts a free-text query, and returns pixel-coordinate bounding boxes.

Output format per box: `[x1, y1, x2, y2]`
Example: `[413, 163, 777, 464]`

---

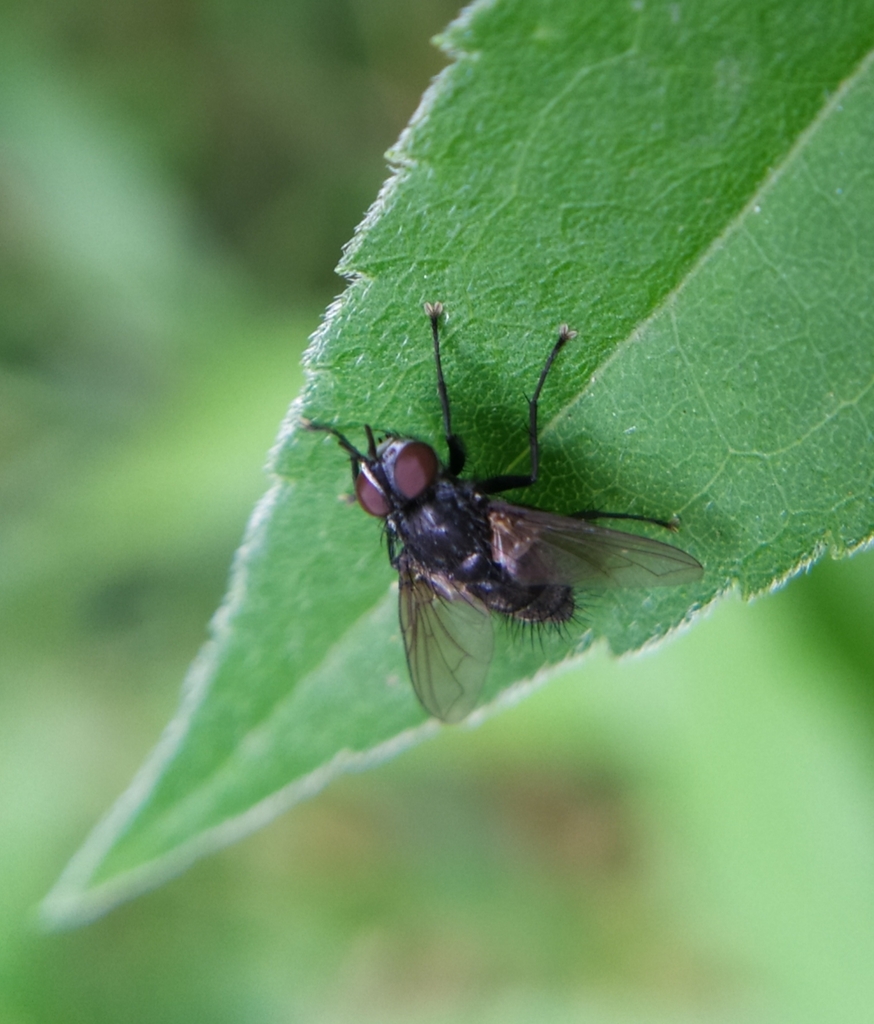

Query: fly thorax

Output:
[399, 486, 490, 573]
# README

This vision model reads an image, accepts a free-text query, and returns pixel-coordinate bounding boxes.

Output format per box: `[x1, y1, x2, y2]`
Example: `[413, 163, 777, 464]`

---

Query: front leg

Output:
[301, 419, 364, 484]
[425, 302, 466, 476]
[386, 525, 402, 569]
[477, 323, 576, 494]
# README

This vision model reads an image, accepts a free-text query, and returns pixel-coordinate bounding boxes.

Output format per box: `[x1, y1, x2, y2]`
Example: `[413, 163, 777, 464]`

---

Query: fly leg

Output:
[425, 302, 466, 476]
[301, 419, 366, 482]
[569, 509, 678, 531]
[478, 323, 577, 494]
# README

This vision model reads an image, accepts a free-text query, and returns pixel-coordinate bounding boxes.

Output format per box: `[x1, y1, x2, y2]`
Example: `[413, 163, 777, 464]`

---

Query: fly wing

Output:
[398, 557, 494, 723]
[489, 500, 703, 589]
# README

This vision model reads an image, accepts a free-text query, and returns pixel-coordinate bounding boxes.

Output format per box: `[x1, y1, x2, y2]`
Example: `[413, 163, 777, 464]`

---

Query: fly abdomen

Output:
[511, 584, 575, 624]
[473, 578, 575, 624]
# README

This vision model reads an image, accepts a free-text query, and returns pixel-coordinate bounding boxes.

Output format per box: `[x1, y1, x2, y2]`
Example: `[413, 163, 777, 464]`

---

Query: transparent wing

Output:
[398, 558, 494, 723]
[489, 500, 703, 589]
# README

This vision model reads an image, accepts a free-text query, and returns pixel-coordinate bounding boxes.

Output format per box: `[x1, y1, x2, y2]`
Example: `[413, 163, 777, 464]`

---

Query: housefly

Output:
[305, 303, 702, 723]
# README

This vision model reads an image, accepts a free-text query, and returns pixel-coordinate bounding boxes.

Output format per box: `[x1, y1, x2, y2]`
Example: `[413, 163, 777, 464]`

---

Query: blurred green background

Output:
[2, 1, 874, 1021]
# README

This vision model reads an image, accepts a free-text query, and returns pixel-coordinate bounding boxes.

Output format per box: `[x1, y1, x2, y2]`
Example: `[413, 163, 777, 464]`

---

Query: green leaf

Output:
[43, 0, 874, 925]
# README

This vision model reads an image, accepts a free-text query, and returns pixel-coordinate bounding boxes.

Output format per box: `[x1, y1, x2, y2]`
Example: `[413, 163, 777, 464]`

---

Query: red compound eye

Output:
[393, 442, 438, 499]
[355, 471, 390, 517]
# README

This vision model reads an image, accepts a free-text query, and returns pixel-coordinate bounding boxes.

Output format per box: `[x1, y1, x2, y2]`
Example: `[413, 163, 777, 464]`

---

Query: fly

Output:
[305, 303, 703, 723]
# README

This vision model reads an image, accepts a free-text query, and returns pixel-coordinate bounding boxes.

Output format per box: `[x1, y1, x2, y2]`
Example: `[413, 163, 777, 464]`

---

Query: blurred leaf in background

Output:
[2, 1, 874, 1023]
